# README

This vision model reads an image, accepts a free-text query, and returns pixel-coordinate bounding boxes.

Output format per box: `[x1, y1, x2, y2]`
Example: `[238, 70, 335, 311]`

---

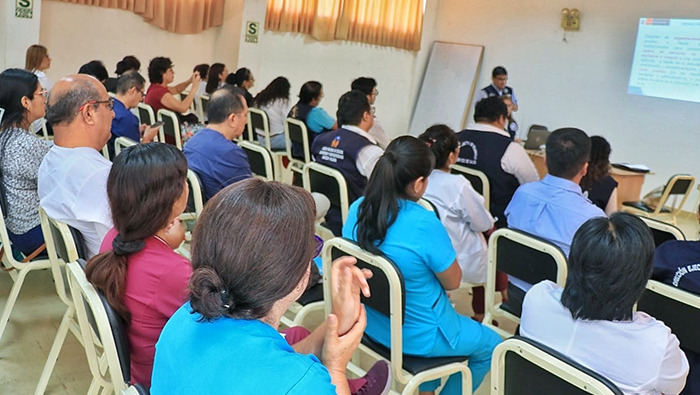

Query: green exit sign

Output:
[15, 0, 33, 19]
[246, 21, 259, 44]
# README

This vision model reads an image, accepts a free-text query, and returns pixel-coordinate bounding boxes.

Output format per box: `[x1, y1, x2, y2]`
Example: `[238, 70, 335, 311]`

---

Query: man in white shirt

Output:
[351, 77, 390, 149]
[39, 74, 115, 257]
[521, 213, 688, 395]
[456, 97, 538, 228]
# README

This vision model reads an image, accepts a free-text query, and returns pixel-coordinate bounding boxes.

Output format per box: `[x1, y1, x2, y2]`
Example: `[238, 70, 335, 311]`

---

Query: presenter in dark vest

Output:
[476, 66, 519, 112]
[311, 90, 384, 236]
[456, 97, 538, 228]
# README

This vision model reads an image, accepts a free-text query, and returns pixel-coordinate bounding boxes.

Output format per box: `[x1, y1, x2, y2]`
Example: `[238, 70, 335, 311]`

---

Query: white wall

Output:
[434, 0, 700, 200]
[1, 0, 42, 70]
[237, 0, 438, 140]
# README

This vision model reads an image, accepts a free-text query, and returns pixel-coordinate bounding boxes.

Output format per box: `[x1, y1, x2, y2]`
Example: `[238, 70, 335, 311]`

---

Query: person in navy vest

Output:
[311, 90, 384, 236]
[476, 66, 518, 112]
[456, 97, 538, 229]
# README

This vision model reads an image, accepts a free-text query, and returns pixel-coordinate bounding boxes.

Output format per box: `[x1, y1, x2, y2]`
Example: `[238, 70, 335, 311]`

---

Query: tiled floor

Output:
[1, 213, 698, 395]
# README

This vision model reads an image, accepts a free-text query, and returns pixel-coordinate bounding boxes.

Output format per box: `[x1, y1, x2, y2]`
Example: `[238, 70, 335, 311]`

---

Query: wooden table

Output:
[526, 150, 650, 210]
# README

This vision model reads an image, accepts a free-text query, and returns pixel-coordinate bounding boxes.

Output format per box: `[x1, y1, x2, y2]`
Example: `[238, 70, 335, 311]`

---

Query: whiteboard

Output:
[409, 42, 484, 137]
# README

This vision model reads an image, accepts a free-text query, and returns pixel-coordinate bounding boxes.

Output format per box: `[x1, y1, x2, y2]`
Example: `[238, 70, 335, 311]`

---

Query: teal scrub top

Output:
[306, 107, 335, 133]
[343, 198, 460, 355]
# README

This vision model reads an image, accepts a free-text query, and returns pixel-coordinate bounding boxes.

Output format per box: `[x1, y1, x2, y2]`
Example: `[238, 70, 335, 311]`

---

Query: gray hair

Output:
[116, 71, 145, 95]
[47, 78, 101, 126]
[207, 85, 246, 124]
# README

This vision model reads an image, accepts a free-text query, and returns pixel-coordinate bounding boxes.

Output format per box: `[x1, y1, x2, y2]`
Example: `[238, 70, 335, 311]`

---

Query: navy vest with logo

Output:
[456, 129, 519, 228]
[482, 84, 513, 98]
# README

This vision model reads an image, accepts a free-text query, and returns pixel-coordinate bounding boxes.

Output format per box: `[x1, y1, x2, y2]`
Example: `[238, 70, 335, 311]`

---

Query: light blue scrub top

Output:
[343, 198, 460, 355]
[151, 302, 336, 394]
[306, 107, 335, 133]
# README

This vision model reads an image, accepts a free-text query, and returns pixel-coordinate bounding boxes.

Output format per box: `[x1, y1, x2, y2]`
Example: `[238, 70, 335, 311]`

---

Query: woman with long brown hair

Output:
[580, 135, 618, 215]
[85, 142, 190, 388]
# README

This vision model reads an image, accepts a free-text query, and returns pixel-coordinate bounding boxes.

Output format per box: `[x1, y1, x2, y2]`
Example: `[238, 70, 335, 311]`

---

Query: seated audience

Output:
[288, 81, 337, 159]
[85, 143, 190, 388]
[418, 125, 498, 321]
[505, 128, 605, 315]
[144, 57, 201, 143]
[343, 136, 501, 394]
[108, 71, 160, 158]
[311, 90, 383, 236]
[38, 74, 114, 258]
[580, 135, 618, 215]
[0, 69, 51, 256]
[151, 179, 391, 395]
[226, 67, 255, 107]
[25, 44, 53, 91]
[457, 97, 538, 228]
[351, 77, 389, 149]
[204, 63, 227, 95]
[253, 76, 292, 150]
[104, 55, 141, 93]
[183, 86, 252, 200]
[78, 60, 109, 84]
[653, 203, 700, 395]
[521, 213, 689, 395]
[500, 95, 518, 140]
[194, 63, 210, 97]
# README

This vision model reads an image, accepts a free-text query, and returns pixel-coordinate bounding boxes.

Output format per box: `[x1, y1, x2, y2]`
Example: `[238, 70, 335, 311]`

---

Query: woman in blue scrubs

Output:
[343, 136, 502, 394]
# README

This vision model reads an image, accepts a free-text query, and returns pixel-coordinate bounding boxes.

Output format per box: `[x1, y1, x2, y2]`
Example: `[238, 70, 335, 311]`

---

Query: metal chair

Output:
[248, 108, 287, 181]
[157, 109, 183, 150]
[238, 140, 275, 181]
[638, 216, 686, 247]
[136, 103, 156, 126]
[196, 94, 210, 123]
[303, 162, 349, 236]
[322, 238, 473, 394]
[622, 175, 695, 224]
[450, 164, 490, 210]
[285, 118, 312, 186]
[491, 336, 623, 395]
[114, 137, 138, 157]
[182, 169, 204, 222]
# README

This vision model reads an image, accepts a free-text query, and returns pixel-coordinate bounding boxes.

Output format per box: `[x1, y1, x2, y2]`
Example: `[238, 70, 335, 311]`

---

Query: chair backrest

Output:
[639, 216, 685, 247]
[0, 107, 4, 123]
[637, 280, 700, 355]
[322, 238, 406, 368]
[114, 136, 138, 157]
[449, 164, 490, 209]
[248, 108, 270, 146]
[417, 198, 440, 219]
[196, 94, 210, 121]
[657, 174, 695, 214]
[158, 109, 183, 150]
[491, 336, 623, 395]
[67, 260, 131, 392]
[136, 103, 156, 126]
[238, 140, 274, 180]
[185, 169, 205, 217]
[303, 162, 350, 225]
[285, 118, 311, 165]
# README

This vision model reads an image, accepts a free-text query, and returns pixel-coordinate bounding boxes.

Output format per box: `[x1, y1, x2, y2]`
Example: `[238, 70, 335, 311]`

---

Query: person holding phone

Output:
[108, 71, 160, 159]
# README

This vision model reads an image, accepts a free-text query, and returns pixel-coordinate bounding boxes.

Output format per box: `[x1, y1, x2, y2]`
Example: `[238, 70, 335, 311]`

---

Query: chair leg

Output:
[35, 306, 75, 395]
[87, 377, 101, 395]
[0, 267, 31, 343]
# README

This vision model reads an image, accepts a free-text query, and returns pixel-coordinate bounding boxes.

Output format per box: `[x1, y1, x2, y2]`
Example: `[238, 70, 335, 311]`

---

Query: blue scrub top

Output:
[151, 302, 337, 394]
[306, 107, 335, 133]
[343, 198, 459, 355]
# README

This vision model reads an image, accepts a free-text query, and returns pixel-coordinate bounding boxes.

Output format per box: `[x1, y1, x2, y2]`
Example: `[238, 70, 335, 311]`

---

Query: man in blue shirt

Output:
[184, 86, 252, 200]
[504, 128, 605, 314]
[109, 71, 158, 158]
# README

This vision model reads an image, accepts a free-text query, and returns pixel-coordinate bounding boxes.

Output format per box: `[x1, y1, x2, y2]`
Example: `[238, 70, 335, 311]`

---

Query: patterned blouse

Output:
[0, 127, 51, 234]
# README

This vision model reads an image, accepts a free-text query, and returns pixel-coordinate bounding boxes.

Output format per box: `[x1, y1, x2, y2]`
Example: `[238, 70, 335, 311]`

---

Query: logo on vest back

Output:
[331, 136, 341, 148]
[320, 137, 345, 163]
[457, 141, 477, 165]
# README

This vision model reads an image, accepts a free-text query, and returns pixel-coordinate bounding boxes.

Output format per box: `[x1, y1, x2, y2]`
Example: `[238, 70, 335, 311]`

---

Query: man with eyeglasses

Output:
[351, 77, 389, 149]
[108, 71, 159, 158]
[475, 66, 519, 112]
[38, 74, 115, 258]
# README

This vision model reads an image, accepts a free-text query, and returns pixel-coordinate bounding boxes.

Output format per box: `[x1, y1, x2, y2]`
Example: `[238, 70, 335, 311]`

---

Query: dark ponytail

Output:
[356, 136, 435, 255]
[114, 56, 140, 76]
[205, 63, 225, 95]
[418, 124, 459, 169]
[85, 143, 188, 320]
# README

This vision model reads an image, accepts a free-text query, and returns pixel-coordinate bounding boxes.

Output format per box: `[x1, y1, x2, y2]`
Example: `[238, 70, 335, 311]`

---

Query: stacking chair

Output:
[157, 109, 183, 150]
[248, 108, 287, 181]
[35, 208, 88, 394]
[303, 162, 349, 235]
[638, 216, 686, 247]
[622, 175, 695, 224]
[417, 197, 440, 219]
[491, 336, 623, 395]
[101, 145, 111, 160]
[114, 137, 138, 157]
[196, 94, 210, 122]
[450, 164, 490, 209]
[0, 107, 4, 123]
[637, 280, 700, 359]
[136, 103, 156, 126]
[285, 118, 312, 186]
[238, 140, 275, 181]
[67, 260, 149, 394]
[181, 170, 204, 222]
[322, 238, 473, 394]
[483, 228, 568, 338]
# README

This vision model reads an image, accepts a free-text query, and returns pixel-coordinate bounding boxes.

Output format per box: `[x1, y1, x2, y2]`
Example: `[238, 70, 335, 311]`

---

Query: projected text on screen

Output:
[628, 18, 700, 103]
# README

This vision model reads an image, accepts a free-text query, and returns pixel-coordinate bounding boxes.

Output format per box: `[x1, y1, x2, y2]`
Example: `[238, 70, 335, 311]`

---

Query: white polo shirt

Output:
[38, 145, 113, 258]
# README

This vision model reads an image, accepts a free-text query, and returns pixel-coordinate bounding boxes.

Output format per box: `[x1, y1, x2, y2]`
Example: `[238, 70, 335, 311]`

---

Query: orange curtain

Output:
[266, 0, 423, 51]
[46, 0, 225, 34]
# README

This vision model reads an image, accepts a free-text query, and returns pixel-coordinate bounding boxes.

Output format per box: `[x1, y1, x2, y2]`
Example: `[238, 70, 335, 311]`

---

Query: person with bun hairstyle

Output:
[151, 179, 391, 395]
[225, 67, 255, 107]
[105, 56, 141, 93]
[85, 143, 191, 388]
[343, 136, 501, 394]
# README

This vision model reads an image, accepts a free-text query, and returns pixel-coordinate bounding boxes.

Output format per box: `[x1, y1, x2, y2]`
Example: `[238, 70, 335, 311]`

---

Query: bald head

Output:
[47, 74, 105, 126]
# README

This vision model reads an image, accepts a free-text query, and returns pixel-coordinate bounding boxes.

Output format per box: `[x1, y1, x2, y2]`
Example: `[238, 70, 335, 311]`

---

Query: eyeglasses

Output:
[372, 89, 379, 97]
[312, 235, 324, 258]
[34, 89, 48, 99]
[136, 87, 146, 98]
[77, 97, 115, 113]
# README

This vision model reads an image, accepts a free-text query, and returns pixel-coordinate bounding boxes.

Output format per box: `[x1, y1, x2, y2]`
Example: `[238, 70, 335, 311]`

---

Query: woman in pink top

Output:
[85, 142, 191, 388]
